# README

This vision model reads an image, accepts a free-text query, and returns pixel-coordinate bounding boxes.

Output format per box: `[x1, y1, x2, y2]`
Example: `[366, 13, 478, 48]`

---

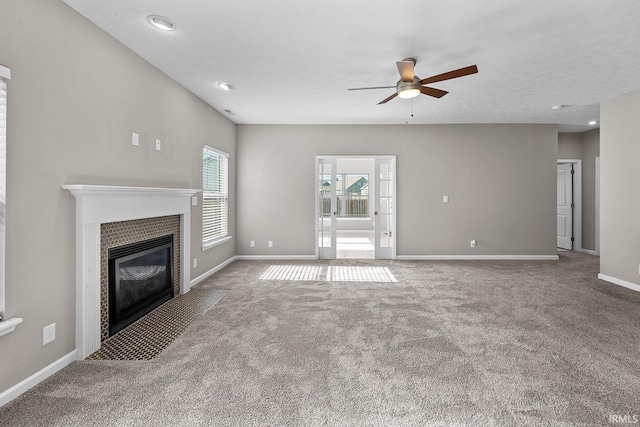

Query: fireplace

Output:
[63, 185, 199, 358]
[108, 235, 174, 336]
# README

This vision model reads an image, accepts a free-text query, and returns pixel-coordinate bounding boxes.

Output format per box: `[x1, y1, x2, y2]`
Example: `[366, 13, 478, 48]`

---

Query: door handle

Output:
[333, 212, 337, 216]
[374, 211, 378, 215]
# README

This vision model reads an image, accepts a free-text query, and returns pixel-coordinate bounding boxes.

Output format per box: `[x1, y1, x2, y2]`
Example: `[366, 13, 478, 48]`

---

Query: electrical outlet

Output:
[131, 132, 139, 146]
[250, 240, 255, 248]
[268, 240, 273, 248]
[470, 240, 476, 248]
[43, 323, 56, 346]
[193, 258, 198, 268]
[443, 195, 449, 203]
[155, 139, 161, 151]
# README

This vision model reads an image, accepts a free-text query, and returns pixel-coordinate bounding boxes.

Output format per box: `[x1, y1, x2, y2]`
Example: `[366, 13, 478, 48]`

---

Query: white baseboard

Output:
[189, 256, 237, 288]
[581, 249, 598, 255]
[598, 274, 640, 293]
[396, 255, 559, 261]
[0, 350, 77, 407]
[234, 255, 317, 261]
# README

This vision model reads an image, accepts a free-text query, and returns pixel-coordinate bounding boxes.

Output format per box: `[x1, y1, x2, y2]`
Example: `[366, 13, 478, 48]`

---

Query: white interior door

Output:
[374, 158, 395, 259]
[318, 158, 337, 259]
[557, 163, 574, 250]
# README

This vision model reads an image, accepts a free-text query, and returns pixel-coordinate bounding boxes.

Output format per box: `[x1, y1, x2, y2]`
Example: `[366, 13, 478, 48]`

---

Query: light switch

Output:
[131, 132, 139, 146]
[191, 196, 197, 206]
[443, 196, 449, 203]
[155, 139, 161, 151]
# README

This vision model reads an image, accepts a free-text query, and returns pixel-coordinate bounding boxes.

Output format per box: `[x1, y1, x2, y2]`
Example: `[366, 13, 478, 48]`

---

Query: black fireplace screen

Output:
[108, 235, 174, 336]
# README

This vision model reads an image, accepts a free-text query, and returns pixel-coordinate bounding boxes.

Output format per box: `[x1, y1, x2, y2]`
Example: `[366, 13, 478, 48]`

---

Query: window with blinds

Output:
[202, 146, 229, 248]
[0, 77, 7, 315]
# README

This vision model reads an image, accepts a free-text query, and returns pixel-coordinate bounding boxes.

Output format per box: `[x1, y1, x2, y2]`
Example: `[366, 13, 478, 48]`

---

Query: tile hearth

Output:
[88, 288, 226, 360]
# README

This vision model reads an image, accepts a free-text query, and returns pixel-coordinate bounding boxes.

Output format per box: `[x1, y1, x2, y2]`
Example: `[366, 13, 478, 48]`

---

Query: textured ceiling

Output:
[62, 0, 640, 132]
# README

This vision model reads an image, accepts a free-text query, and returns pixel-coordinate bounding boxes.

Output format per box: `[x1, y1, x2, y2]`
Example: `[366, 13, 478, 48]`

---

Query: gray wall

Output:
[582, 130, 600, 251]
[557, 130, 600, 251]
[237, 124, 558, 257]
[600, 89, 640, 285]
[557, 133, 583, 159]
[0, 0, 235, 392]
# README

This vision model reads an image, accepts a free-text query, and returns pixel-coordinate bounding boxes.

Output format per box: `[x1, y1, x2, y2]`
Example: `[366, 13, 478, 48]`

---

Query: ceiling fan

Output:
[348, 58, 478, 105]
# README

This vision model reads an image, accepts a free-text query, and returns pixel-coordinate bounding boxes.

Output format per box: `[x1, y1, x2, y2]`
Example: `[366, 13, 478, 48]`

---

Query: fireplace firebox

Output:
[108, 235, 174, 336]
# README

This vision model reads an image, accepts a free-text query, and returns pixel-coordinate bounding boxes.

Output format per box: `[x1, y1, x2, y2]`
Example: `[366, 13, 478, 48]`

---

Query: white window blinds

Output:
[202, 146, 229, 246]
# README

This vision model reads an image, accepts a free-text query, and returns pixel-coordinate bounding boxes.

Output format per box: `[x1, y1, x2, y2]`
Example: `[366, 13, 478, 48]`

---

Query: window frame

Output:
[0, 65, 21, 336]
[201, 145, 231, 251]
[0, 69, 9, 318]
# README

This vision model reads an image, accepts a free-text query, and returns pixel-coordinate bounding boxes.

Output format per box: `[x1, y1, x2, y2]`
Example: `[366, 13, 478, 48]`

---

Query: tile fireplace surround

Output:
[63, 185, 200, 359]
[100, 216, 181, 342]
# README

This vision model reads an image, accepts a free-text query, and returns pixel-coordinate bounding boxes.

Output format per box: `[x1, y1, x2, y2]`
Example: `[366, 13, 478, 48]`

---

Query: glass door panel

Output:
[318, 158, 336, 259]
[375, 158, 395, 259]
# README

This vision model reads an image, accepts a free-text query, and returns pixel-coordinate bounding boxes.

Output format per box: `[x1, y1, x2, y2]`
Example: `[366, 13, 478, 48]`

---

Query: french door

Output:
[316, 156, 396, 259]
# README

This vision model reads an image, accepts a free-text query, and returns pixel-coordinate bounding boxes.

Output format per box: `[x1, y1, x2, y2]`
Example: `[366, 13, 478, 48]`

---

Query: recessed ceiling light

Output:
[147, 15, 175, 31]
[551, 105, 564, 110]
[588, 120, 598, 126]
[217, 82, 234, 91]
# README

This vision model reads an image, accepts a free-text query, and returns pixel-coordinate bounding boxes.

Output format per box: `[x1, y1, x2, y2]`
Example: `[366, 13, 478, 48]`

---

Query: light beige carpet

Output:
[1, 251, 639, 426]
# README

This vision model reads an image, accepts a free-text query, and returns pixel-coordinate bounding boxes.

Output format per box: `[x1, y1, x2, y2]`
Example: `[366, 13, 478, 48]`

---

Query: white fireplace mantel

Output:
[63, 185, 200, 359]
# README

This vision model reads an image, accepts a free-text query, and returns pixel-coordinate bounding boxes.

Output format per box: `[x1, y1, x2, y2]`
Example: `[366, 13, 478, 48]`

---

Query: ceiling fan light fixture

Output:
[397, 79, 422, 99]
[398, 88, 421, 99]
[147, 15, 175, 31]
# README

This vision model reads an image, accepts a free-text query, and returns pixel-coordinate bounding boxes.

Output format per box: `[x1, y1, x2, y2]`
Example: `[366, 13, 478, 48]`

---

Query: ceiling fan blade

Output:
[348, 85, 396, 91]
[377, 93, 398, 105]
[396, 60, 415, 82]
[419, 65, 478, 85]
[420, 86, 448, 98]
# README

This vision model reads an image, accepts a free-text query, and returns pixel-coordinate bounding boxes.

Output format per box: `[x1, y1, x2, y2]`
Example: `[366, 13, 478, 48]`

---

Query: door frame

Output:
[557, 159, 582, 252]
[315, 155, 396, 260]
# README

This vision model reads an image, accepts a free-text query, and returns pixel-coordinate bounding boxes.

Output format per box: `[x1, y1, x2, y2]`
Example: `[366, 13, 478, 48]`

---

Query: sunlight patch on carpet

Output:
[260, 265, 397, 283]
[326, 266, 397, 282]
[260, 265, 324, 281]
